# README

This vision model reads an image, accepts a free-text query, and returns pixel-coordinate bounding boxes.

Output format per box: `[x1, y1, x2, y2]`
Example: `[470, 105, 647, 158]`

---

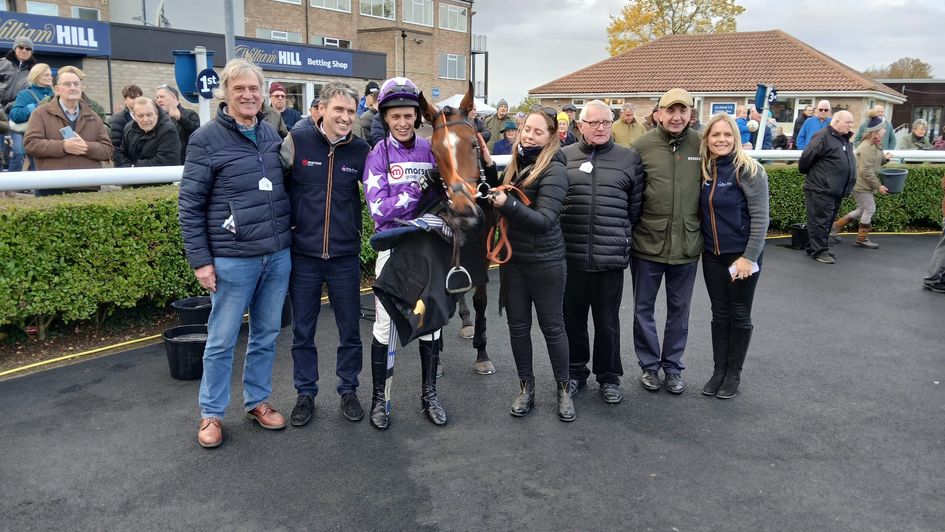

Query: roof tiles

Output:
[530, 30, 903, 98]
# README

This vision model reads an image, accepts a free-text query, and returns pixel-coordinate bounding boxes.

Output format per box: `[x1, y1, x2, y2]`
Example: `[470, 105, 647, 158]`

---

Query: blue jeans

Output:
[9, 132, 24, 172]
[198, 247, 291, 419]
[289, 253, 363, 396]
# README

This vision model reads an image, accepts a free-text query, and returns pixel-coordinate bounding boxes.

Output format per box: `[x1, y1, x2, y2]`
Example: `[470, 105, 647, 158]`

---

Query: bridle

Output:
[430, 107, 491, 205]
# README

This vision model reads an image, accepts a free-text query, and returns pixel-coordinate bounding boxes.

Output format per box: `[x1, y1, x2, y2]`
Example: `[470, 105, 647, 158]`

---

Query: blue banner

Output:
[234, 38, 353, 77]
[0, 12, 110, 56]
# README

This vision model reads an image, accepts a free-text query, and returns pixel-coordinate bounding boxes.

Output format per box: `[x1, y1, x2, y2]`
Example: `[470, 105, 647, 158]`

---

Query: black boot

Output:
[419, 340, 448, 425]
[369, 339, 390, 430]
[702, 321, 730, 396]
[556, 381, 576, 422]
[717, 326, 752, 399]
[509, 378, 535, 417]
[435, 337, 444, 378]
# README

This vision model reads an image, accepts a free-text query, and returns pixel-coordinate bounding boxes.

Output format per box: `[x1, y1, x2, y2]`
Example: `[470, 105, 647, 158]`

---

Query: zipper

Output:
[586, 157, 597, 267]
[322, 146, 335, 259]
[257, 150, 277, 244]
[708, 161, 720, 255]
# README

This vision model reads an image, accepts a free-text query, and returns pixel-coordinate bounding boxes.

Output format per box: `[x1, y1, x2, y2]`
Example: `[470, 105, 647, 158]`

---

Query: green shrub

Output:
[0, 187, 200, 338]
[2, 165, 942, 339]
[765, 163, 945, 232]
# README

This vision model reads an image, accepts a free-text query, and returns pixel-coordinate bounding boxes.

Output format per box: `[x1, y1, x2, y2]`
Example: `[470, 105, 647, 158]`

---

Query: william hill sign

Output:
[0, 12, 111, 56]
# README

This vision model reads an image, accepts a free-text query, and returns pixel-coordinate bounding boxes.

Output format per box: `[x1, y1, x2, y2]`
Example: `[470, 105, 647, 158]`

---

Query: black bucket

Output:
[171, 296, 212, 326]
[162, 324, 207, 380]
[880, 168, 908, 194]
[790, 223, 809, 250]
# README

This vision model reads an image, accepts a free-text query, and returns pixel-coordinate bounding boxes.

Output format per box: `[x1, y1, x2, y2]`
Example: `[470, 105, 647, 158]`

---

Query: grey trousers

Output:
[925, 222, 945, 284]
[846, 191, 877, 225]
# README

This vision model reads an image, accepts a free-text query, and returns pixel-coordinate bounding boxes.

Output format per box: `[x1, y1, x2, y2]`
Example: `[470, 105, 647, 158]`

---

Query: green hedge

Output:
[766, 163, 945, 232]
[1, 165, 942, 338]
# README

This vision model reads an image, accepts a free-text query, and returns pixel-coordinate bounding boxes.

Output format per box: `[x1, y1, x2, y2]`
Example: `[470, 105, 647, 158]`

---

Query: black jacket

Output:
[561, 137, 644, 271]
[178, 103, 291, 269]
[799, 126, 856, 198]
[171, 105, 201, 163]
[498, 150, 568, 263]
[114, 106, 181, 167]
[0, 50, 35, 106]
[109, 108, 133, 155]
[283, 122, 371, 259]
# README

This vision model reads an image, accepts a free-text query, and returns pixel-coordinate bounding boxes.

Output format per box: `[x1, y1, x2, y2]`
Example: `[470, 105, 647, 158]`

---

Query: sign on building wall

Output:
[234, 38, 354, 77]
[711, 102, 737, 116]
[0, 12, 111, 56]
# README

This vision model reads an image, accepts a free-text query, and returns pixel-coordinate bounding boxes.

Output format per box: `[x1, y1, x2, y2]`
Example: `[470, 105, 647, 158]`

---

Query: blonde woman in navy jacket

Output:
[698, 113, 769, 400]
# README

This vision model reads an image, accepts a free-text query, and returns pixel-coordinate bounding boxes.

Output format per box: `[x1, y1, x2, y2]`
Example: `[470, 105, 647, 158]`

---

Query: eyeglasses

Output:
[818, 108, 830, 112]
[58, 81, 81, 88]
[16, 46, 31, 51]
[582, 120, 613, 129]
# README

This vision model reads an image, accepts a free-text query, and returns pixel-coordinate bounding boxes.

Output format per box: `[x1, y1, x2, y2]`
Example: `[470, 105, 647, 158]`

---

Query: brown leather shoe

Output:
[246, 402, 286, 430]
[198, 417, 223, 448]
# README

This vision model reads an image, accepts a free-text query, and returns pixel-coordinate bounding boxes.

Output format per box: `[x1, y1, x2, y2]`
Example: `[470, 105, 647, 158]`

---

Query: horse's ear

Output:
[418, 91, 437, 124]
[459, 82, 474, 118]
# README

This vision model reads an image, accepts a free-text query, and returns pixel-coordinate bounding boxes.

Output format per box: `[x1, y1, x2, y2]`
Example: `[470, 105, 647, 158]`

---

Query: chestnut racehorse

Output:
[417, 84, 498, 375]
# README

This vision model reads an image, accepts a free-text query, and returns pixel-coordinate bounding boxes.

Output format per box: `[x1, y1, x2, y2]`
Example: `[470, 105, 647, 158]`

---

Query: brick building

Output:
[530, 30, 906, 136]
[1, 0, 475, 117]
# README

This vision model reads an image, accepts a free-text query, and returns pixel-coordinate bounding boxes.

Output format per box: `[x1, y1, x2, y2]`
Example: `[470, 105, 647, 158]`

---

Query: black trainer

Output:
[599, 383, 623, 404]
[340, 392, 364, 422]
[290, 394, 315, 427]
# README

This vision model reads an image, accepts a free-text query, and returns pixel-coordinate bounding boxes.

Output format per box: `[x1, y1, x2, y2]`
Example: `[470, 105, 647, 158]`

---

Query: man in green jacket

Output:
[629, 88, 703, 395]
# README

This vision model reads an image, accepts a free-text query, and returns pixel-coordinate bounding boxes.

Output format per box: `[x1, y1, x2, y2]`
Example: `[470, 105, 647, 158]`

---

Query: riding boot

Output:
[854, 223, 879, 249]
[419, 340, 448, 425]
[473, 316, 495, 374]
[556, 381, 576, 422]
[509, 378, 535, 417]
[830, 215, 853, 243]
[369, 339, 390, 430]
[702, 321, 730, 396]
[717, 326, 752, 399]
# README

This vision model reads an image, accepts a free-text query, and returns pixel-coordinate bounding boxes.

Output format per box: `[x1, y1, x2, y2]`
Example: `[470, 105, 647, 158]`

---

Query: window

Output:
[361, 0, 395, 20]
[256, 28, 303, 43]
[913, 106, 942, 138]
[71, 6, 100, 20]
[275, 0, 302, 4]
[311, 35, 351, 49]
[311, 0, 351, 12]
[438, 53, 466, 80]
[26, 1, 57, 16]
[404, 0, 433, 26]
[439, 4, 467, 32]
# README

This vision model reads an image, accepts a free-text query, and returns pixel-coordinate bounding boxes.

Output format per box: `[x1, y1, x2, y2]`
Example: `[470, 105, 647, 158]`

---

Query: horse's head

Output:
[419, 83, 484, 229]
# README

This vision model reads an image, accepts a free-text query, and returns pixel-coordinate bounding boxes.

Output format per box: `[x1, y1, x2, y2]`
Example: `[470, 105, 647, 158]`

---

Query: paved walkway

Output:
[1, 235, 943, 530]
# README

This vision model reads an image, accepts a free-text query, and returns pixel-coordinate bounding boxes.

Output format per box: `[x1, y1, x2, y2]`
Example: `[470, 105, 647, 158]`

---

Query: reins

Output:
[485, 185, 530, 264]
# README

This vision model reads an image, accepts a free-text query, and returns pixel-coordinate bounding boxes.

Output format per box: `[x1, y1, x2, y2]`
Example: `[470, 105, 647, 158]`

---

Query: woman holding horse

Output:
[362, 77, 446, 429]
[489, 108, 575, 421]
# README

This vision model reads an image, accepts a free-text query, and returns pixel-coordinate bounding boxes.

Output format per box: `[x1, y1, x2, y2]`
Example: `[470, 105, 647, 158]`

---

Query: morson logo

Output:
[300, 159, 322, 167]
[0, 18, 99, 49]
[341, 165, 358, 174]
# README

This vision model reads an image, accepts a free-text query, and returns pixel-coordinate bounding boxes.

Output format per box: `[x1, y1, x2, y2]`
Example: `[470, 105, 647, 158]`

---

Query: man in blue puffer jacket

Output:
[179, 59, 292, 449]
[278, 82, 371, 427]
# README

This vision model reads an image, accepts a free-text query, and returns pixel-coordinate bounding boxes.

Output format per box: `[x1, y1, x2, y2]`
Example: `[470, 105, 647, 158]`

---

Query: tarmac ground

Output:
[1, 235, 943, 531]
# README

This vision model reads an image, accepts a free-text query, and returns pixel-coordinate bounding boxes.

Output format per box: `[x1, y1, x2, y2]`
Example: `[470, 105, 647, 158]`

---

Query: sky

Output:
[470, 0, 945, 105]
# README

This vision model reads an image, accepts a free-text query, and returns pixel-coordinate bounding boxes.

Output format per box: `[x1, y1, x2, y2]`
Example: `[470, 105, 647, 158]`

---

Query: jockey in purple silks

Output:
[363, 77, 447, 430]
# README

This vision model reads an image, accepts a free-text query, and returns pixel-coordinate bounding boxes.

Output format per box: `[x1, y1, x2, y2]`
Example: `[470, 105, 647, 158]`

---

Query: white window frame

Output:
[275, 0, 302, 4]
[310, 0, 351, 12]
[439, 53, 466, 80]
[26, 1, 58, 16]
[71, 6, 101, 20]
[257, 28, 303, 43]
[360, 0, 396, 21]
[311, 36, 352, 49]
[439, 4, 468, 33]
[404, 0, 433, 27]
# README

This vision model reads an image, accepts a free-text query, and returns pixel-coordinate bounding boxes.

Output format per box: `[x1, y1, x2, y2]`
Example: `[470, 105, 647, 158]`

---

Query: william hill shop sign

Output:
[0, 12, 111, 56]
[234, 38, 354, 77]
